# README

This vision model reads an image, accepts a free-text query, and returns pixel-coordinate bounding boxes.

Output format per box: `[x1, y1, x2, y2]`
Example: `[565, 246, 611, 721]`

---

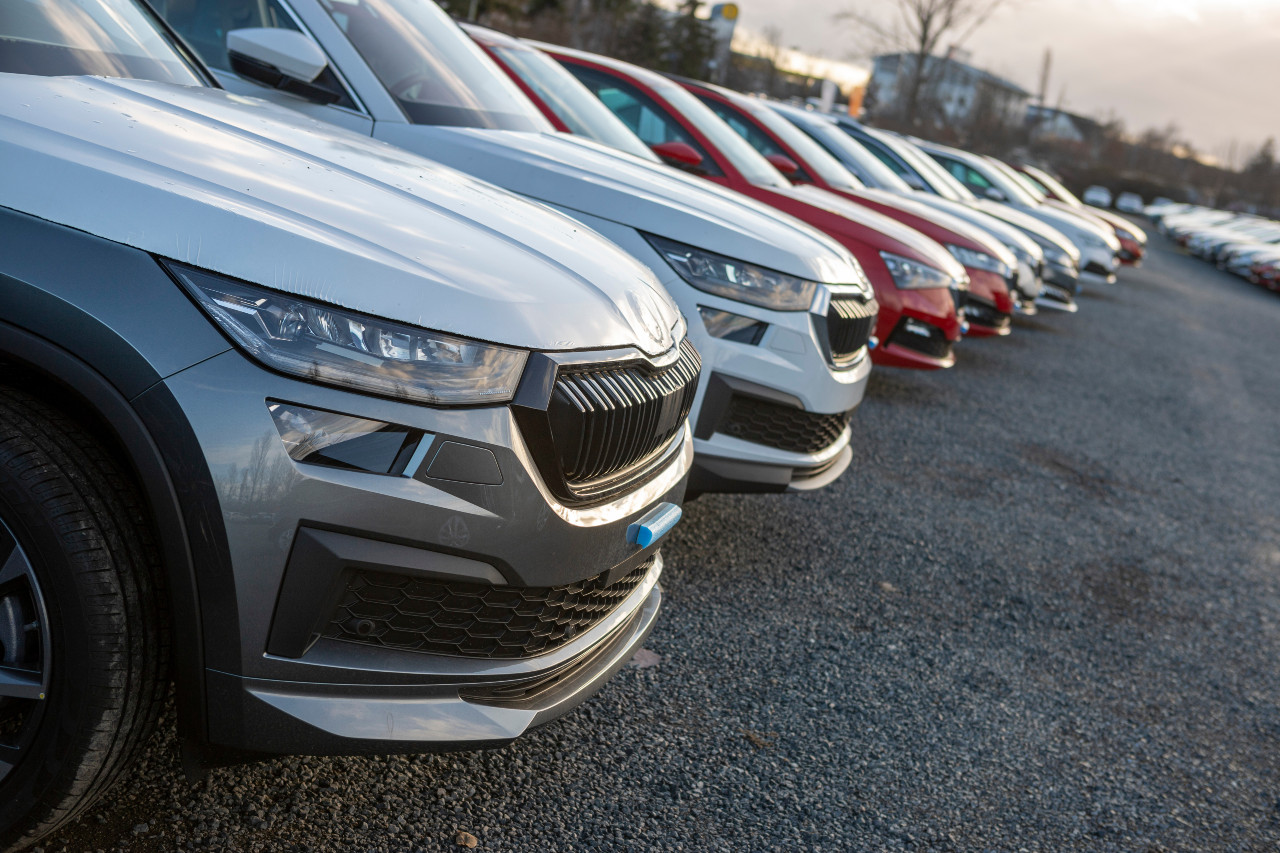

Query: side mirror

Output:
[984, 186, 1007, 202]
[227, 28, 340, 105]
[766, 153, 801, 177]
[650, 141, 704, 171]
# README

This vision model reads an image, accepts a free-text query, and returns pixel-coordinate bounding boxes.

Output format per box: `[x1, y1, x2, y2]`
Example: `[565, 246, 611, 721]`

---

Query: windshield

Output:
[988, 157, 1049, 203]
[872, 130, 975, 202]
[970, 155, 1041, 205]
[318, 0, 550, 130]
[739, 102, 862, 190]
[647, 76, 788, 188]
[786, 112, 915, 193]
[0, 0, 202, 84]
[488, 41, 655, 160]
[1022, 165, 1083, 207]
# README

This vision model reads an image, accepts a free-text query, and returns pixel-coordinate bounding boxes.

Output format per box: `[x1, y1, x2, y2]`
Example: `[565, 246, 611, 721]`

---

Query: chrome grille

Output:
[523, 339, 700, 504]
[825, 296, 878, 364]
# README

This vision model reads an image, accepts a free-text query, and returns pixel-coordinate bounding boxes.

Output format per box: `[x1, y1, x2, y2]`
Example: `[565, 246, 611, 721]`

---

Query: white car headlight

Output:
[1041, 244, 1077, 270]
[169, 262, 528, 405]
[646, 235, 829, 310]
[946, 244, 1012, 278]
[1079, 231, 1110, 251]
[879, 252, 956, 290]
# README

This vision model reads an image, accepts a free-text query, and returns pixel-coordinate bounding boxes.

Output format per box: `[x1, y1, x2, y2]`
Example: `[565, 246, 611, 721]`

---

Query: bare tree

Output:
[837, 0, 1009, 127]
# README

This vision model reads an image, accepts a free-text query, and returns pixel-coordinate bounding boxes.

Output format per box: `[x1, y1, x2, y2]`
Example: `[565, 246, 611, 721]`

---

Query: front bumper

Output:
[1118, 237, 1145, 266]
[155, 346, 691, 753]
[963, 269, 1014, 336]
[205, 561, 663, 755]
[577, 221, 873, 495]
[1080, 249, 1119, 285]
[1035, 263, 1080, 312]
[871, 282, 962, 370]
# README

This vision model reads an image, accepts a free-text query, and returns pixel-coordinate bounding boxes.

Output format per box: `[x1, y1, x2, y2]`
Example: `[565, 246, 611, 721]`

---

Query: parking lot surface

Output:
[49, 235, 1280, 852]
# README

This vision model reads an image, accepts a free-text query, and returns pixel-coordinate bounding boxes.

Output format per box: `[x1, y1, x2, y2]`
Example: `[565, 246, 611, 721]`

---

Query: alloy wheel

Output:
[0, 515, 50, 783]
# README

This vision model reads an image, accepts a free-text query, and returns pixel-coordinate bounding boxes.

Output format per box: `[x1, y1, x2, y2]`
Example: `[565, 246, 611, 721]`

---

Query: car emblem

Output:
[626, 288, 672, 351]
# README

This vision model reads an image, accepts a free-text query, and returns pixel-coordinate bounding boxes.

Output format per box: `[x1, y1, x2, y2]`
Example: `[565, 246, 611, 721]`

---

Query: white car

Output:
[1082, 185, 1113, 208]
[1115, 192, 1144, 214]
[916, 141, 1122, 286]
[156, 0, 879, 496]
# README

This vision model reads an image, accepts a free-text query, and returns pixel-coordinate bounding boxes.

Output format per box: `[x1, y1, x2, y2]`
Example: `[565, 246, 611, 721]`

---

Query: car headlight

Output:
[168, 261, 528, 405]
[646, 235, 821, 310]
[879, 252, 956, 290]
[946, 244, 1011, 278]
[1041, 245, 1077, 270]
[1079, 231, 1110, 250]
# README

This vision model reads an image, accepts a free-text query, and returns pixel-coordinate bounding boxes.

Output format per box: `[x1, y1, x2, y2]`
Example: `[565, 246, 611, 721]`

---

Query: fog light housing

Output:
[269, 402, 430, 476]
[698, 307, 767, 344]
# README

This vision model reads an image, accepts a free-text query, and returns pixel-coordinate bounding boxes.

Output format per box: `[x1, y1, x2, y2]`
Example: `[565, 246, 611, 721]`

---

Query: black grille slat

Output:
[323, 560, 655, 659]
[826, 296, 878, 362]
[546, 339, 700, 498]
[718, 395, 851, 455]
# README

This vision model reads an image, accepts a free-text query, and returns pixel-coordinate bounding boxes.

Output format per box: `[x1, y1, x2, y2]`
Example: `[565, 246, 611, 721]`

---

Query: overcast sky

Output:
[737, 0, 1280, 164]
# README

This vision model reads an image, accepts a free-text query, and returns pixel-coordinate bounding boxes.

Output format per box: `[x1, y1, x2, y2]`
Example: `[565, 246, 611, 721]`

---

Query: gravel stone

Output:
[47, 235, 1280, 851]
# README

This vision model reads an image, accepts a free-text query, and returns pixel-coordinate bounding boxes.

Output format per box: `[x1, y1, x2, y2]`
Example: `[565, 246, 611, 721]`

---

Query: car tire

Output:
[0, 384, 168, 850]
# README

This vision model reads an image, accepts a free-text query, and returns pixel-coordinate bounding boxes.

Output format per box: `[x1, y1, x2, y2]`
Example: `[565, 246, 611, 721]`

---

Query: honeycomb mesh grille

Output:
[826, 296, 878, 362]
[548, 339, 700, 498]
[322, 560, 654, 659]
[719, 395, 850, 455]
[887, 317, 954, 360]
[963, 296, 1011, 330]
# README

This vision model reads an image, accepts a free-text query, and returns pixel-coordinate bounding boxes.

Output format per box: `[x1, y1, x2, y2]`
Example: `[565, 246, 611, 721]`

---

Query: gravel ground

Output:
[44, 232, 1280, 852]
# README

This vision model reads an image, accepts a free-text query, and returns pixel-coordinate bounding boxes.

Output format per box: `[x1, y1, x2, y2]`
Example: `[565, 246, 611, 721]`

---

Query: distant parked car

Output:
[1012, 165, 1148, 267]
[1115, 192, 1144, 214]
[1083, 186, 1113, 207]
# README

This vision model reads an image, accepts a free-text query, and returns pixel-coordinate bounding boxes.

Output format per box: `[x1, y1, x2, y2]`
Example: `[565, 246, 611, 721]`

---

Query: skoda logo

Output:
[626, 288, 672, 352]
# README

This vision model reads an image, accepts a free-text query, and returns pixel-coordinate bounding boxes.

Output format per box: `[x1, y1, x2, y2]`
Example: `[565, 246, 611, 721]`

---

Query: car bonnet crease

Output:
[0, 73, 685, 355]
[372, 122, 866, 287]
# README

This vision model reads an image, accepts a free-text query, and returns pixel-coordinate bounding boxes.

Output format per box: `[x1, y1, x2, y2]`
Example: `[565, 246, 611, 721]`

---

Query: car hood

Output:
[779, 185, 967, 279]
[1042, 199, 1128, 245]
[855, 187, 1017, 268]
[971, 199, 1080, 259]
[372, 125, 865, 285]
[1019, 202, 1121, 251]
[904, 193, 1043, 260]
[0, 74, 685, 356]
[1084, 205, 1148, 244]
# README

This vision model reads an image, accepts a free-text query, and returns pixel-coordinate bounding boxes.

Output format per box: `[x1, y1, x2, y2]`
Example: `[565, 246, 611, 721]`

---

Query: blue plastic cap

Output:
[627, 502, 683, 548]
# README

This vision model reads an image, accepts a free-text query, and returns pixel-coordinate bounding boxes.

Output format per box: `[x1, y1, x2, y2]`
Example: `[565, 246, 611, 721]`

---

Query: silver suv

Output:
[0, 0, 696, 846]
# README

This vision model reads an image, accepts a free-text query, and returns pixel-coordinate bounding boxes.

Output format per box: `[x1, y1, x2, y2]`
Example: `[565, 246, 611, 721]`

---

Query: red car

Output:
[679, 81, 1016, 337]
[1013, 164, 1148, 266]
[1251, 256, 1280, 291]
[537, 47, 968, 370]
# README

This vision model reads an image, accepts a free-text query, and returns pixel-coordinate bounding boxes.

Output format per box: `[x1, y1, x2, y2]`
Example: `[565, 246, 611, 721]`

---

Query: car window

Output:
[0, 0, 202, 84]
[873, 132, 973, 201]
[1024, 166, 1083, 207]
[938, 156, 992, 192]
[157, 0, 358, 109]
[486, 42, 656, 161]
[646, 75, 788, 187]
[702, 98, 783, 157]
[318, 0, 549, 130]
[567, 65, 722, 176]
[855, 134, 912, 178]
[699, 97, 814, 182]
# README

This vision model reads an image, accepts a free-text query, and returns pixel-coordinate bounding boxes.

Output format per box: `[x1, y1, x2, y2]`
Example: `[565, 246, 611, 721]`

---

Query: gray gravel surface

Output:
[43, 234, 1280, 852]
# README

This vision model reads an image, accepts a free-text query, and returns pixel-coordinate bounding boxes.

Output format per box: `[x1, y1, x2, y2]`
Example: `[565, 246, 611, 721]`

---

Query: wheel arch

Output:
[0, 322, 210, 745]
